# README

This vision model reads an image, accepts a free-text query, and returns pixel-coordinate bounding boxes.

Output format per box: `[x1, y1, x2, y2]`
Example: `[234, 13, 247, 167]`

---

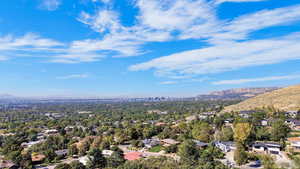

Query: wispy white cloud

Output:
[0, 33, 108, 63]
[3, 0, 300, 79]
[0, 33, 65, 61]
[136, 0, 216, 31]
[214, 0, 267, 5]
[130, 33, 300, 76]
[129, 3, 300, 78]
[182, 4, 300, 44]
[78, 10, 121, 33]
[212, 74, 300, 85]
[39, 0, 61, 11]
[72, 0, 300, 68]
[159, 81, 178, 85]
[0, 55, 8, 61]
[0, 33, 63, 50]
[76, 8, 172, 59]
[91, 0, 111, 4]
[56, 74, 89, 80]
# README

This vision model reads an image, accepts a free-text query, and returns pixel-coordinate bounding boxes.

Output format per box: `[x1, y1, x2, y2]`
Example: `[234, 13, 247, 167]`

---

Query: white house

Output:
[261, 119, 268, 126]
[215, 141, 236, 152]
[102, 150, 114, 157]
[79, 156, 90, 166]
[142, 138, 160, 148]
[285, 111, 299, 118]
[252, 142, 281, 155]
[21, 140, 45, 148]
[287, 137, 300, 152]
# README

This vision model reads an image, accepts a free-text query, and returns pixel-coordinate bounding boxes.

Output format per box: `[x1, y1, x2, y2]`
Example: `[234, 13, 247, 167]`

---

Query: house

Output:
[79, 156, 90, 166]
[239, 110, 256, 118]
[224, 118, 234, 126]
[124, 152, 142, 161]
[285, 111, 299, 118]
[202, 111, 216, 116]
[185, 115, 198, 122]
[155, 122, 166, 126]
[252, 142, 281, 155]
[78, 111, 92, 114]
[261, 119, 268, 126]
[0, 133, 15, 137]
[287, 137, 300, 152]
[21, 140, 45, 148]
[102, 150, 114, 157]
[37, 133, 45, 140]
[198, 115, 208, 120]
[55, 149, 68, 156]
[147, 110, 168, 115]
[159, 111, 168, 115]
[142, 138, 160, 148]
[0, 159, 17, 169]
[44, 129, 58, 135]
[285, 119, 300, 129]
[161, 139, 180, 147]
[31, 154, 46, 164]
[51, 113, 64, 118]
[214, 141, 236, 152]
[193, 140, 208, 148]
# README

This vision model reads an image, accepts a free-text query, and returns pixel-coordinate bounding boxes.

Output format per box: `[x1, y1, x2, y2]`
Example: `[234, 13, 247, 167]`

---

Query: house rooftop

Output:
[55, 149, 68, 156]
[161, 139, 180, 145]
[124, 152, 142, 161]
[0, 159, 16, 169]
[253, 141, 281, 148]
[288, 137, 300, 142]
[31, 154, 46, 162]
[193, 140, 209, 147]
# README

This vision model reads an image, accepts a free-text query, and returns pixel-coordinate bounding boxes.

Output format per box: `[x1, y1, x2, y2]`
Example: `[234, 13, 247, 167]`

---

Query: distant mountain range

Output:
[224, 84, 300, 112]
[196, 87, 279, 100]
[0, 94, 18, 99]
[0, 87, 279, 103]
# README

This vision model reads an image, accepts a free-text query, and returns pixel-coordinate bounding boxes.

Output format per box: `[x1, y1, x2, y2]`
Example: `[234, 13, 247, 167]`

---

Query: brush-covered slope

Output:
[224, 84, 300, 112]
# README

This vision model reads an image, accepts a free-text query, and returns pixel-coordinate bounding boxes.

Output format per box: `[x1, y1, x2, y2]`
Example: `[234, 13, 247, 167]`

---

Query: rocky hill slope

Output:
[197, 87, 278, 100]
[224, 84, 300, 112]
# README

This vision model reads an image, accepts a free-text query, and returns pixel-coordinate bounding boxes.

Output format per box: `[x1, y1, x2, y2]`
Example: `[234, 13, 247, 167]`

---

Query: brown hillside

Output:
[224, 84, 300, 112]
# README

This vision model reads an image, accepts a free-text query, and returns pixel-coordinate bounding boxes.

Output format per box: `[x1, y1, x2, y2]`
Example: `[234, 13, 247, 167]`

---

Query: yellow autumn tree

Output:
[233, 122, 252, 144]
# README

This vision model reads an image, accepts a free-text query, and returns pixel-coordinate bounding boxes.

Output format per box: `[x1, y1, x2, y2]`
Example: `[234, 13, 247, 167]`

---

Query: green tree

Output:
[20, 151, 33, 169]
[270, 119, 290, 141]
[107, 151, 125, 168]
[7, 150, 22, 166]
[192, 122, 213, 142]
[177, 140, 199, 165]
[164, 144, 178, 153]
[254, 127, 270, 141]
[87, 148, 107, 169]
[68, 144, 78, 156]
[234, 143, 248, 166]
[54, 163, 71, 169]
[220, 127, 234, 141]
[259, 154, 278, 169]
[214, 116, 225, 130]
[44, 149, 57, 163]
[70, 161, 86, 169]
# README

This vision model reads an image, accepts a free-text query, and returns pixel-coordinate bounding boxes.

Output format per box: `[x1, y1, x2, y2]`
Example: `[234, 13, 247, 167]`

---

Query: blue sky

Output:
[0, 0, 300, 97]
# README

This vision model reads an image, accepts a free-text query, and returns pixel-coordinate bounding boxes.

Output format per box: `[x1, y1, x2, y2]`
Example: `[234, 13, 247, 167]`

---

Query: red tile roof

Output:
[124, 152, 142, 161]
[288, 137, 300, 142]
[31, 154, 46, 162]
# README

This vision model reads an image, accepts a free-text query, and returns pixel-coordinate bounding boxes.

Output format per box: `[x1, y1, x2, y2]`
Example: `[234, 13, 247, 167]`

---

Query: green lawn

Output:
[148, 145, 163, 152]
